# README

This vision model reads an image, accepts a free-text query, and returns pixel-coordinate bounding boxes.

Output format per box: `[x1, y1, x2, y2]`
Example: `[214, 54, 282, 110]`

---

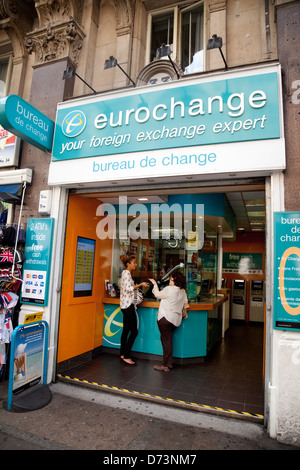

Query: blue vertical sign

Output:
[21, 218, 54, 306]
[274, 212, 300, 331]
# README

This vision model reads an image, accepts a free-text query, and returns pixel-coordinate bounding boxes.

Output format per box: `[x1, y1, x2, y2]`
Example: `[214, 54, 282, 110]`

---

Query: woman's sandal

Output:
[121, 357, 136, 365]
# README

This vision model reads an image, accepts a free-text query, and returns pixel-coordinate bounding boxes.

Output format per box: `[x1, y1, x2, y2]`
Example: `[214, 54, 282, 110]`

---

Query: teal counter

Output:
[103, 296, 227, 360]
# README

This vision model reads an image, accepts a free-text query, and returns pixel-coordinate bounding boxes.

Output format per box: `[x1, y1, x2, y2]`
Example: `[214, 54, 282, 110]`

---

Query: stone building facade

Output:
[0, 0, 299, 447]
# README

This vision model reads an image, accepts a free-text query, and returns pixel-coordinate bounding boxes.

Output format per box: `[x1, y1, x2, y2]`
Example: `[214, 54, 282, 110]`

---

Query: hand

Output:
[139, 282, 149, 288]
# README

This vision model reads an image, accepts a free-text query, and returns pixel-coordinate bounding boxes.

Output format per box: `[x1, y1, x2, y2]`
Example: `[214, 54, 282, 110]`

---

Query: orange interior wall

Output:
[222, 231, 265, 321]
[57, 194, 113, 364]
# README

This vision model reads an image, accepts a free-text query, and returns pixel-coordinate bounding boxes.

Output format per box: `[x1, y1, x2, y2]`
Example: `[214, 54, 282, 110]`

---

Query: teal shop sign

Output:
[0, 95, 54, 152]
[274, 212, 300, 331]
[52, 72, 280, 161]
[21, 218, 55, 306]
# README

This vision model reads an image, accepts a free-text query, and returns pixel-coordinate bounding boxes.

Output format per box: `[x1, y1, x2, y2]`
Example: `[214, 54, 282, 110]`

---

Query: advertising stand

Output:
[7, 320, 51, 411]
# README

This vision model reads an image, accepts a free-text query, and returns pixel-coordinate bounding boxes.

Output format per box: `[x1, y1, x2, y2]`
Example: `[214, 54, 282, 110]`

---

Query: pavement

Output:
[0, 379, 298, 455]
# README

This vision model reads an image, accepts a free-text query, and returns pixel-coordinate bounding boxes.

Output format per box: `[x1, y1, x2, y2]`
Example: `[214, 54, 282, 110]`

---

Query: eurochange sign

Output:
[49, 65, 285, 185]
[0, 95, 54, 152]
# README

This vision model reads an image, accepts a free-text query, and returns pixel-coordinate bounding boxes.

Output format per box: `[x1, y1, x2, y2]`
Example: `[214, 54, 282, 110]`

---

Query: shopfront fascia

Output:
[45, 63, 285, 428]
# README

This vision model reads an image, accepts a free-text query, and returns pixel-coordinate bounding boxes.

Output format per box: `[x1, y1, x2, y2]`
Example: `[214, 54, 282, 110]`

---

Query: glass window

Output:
[150, 12, 174, 62]
[181, 5, 204, 74]
[148, 3, 204, 74]
[0, 60, 9, 97]
[108, 195, 218, 303]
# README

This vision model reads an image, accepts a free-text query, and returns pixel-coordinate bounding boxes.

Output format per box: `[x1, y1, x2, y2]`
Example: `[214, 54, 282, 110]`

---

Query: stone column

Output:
[113, 0, 136, 87]
[19, 1, 85, 221]
[206, 0, 227, 71]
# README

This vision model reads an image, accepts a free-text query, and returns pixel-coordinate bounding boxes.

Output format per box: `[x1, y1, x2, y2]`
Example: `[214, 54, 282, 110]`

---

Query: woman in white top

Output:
[149, 270, 188, 371]
[120, 255, 148, 365]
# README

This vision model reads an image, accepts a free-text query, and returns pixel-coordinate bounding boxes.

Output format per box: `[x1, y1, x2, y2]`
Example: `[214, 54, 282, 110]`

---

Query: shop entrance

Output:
[57, 183, 266, 421]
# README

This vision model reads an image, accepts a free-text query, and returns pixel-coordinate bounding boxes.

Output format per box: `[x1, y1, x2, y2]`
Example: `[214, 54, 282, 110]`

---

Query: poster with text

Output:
[274, 212, 300, 331]
[21, 218, 54, 306]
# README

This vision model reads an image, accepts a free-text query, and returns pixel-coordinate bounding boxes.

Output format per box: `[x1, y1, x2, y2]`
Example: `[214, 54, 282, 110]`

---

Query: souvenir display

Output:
[0, 224, 24, 379]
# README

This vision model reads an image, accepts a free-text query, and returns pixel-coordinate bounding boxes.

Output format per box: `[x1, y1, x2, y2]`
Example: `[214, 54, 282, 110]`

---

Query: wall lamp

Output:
[207, 34, 228, 70]
[156, 44, 180, 79]
[104, 56, 136, 87]
[63, 66, 96, 93]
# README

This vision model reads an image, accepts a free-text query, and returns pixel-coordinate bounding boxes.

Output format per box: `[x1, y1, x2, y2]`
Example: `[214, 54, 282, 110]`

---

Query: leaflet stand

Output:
[7, 320, 52, 411]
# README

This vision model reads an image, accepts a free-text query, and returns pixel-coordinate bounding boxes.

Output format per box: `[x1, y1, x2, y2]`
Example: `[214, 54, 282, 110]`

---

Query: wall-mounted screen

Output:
[74, 237, 95, 297]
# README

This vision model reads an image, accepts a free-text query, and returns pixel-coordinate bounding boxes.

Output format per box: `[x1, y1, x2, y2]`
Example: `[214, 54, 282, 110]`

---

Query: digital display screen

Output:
[252, 280, 263, 291]
[74, 237, 95, 297]
[234, 280, 245, 290]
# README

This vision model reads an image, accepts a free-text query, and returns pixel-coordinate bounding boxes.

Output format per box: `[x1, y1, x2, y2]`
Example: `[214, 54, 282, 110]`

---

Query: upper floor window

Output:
[181, 4, 204, 74]
[0, 57, 11, 97]
[147, 1, 204, 75]
[150, 12, 174, 63]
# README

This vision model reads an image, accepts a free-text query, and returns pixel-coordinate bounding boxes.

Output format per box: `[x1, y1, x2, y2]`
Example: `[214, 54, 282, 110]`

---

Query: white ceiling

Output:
[96, 190, 266, 234]
[226, 190, 265, 232]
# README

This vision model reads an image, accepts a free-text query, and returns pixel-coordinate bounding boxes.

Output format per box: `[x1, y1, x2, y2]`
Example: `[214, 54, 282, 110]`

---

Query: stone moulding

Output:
[25, 18, 85, 66]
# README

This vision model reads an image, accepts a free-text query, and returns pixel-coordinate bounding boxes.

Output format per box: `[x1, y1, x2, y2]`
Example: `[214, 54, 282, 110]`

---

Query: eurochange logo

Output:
[104, 306, 123, 346]
[62, 110, 86, 137]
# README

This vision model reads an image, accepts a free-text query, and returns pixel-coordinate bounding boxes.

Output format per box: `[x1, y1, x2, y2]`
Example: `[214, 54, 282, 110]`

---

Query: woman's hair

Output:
[120, 254, 136, 267]
[171, 270, 186, 289]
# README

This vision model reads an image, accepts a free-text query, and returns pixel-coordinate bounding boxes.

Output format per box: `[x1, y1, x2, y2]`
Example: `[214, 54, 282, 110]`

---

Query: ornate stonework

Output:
[0, 0, 85, 65]
[24, 0, 85, 66]
[34, 0, 84, 27]
[0, 0, 34, 57]
[25, 19, 85, 66]
[113, 0, 136, 35]
[136, 59, 183, 86]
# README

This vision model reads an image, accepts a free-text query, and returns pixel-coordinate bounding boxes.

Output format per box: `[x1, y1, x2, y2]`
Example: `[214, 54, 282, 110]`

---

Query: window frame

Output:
[145, 6, 179, 65]
[179, 1, 205, 74]
[146, 1, 205, 74]
[0, 54, 13, 98]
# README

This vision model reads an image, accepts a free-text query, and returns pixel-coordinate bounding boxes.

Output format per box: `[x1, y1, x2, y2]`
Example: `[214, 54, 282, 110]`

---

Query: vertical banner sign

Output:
[21, 218, 54, 306]
[274, 212, 300, 331]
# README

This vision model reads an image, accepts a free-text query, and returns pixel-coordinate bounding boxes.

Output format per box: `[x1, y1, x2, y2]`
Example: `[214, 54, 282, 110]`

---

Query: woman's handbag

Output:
[133, 288, 144, 305]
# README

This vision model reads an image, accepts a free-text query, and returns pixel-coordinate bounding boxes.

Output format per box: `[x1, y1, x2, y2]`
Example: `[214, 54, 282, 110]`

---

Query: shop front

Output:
[44, 63, 285, 421]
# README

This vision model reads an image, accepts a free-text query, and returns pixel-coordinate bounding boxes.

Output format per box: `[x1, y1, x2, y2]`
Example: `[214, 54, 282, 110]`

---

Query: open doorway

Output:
[56, 183, 266, 421]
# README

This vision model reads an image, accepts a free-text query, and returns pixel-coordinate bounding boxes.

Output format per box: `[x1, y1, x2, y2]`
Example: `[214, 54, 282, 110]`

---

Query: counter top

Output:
[103, 295, 228, 311]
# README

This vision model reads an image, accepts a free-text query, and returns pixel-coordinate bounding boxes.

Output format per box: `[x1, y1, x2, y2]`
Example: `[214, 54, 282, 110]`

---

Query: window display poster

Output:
[222, 252, 263, 274]
[21, 218, 54, 306]
[274, 212, 300, 331]
[73, 237, 95, 297]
